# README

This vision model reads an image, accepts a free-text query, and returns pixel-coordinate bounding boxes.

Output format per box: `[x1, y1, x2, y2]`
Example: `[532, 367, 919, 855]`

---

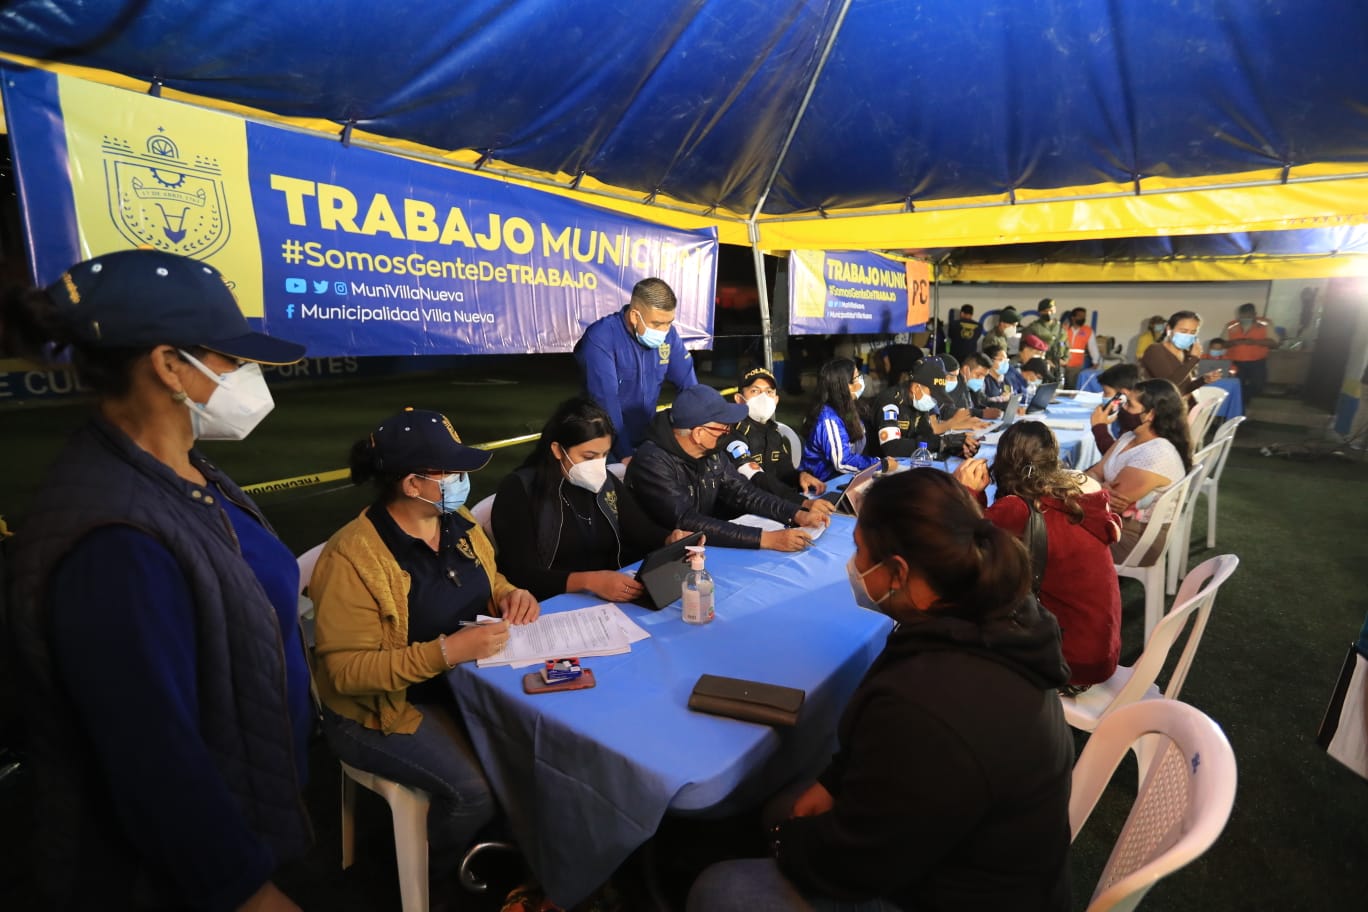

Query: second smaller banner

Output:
[789, 250, 930, 335]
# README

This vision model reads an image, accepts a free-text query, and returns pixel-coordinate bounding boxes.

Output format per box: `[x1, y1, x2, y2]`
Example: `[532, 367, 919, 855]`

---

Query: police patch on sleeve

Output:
[878, 426, 901, 444]
[726, 439, 752, 462]
[882, 404, 900, 421]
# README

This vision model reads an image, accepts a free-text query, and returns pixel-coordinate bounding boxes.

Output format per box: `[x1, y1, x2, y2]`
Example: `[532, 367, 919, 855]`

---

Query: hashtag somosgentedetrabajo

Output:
[280, 239, 304, 264]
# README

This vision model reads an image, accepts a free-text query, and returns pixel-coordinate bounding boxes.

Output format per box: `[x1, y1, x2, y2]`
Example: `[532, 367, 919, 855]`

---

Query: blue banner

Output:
[788, 250, 929, 335]
[2, 68, 717, 357]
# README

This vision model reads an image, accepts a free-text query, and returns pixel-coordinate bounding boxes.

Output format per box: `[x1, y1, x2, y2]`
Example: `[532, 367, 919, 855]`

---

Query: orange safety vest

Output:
[1225, 319, 1273, 362]
[1065, 325, 1093, 368]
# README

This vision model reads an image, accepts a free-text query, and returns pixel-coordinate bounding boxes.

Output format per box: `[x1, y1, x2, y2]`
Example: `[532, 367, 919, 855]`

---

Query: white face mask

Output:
[851, 377, 866, 399]
[178, 350, 274, 441]
[846, 556, 891, 613]
[562, 451, 609, 493]
[745, 392, 778, 423]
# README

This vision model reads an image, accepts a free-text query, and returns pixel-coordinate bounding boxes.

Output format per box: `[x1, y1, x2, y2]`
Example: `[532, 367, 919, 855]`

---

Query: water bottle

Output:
[912, 440, 934, 468]
[681, 545, 715, 624]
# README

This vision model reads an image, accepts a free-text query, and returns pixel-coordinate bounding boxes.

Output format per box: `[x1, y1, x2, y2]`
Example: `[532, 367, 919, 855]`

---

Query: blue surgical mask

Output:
[632, 311, 669, 349]
[1209, 348, 1225, 358]
[1171, 332, 1197, 351]
[913, 393, 937, 412]
[966, 376, 986, 393]
[944, 378, 959, 394]
[418, 472, 470, 514]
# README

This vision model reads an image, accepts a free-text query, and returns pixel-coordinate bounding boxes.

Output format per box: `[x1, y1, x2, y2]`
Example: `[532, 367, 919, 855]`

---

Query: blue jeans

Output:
[687, 858, 903, 912]
[322, 703, 496, 870]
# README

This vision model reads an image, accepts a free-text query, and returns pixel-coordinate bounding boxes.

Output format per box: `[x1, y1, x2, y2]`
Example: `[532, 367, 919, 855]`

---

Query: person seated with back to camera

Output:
[799, 358, 897, 482]
[720, 365, 838, 512]
[873, 356, 987, 460]
[945, 352, 1005, 420]
[686, 469, 1073, 912]
[1082, 379, 1194, 563]
[309, 408, 541, 901]
[955, 422, 1124, 689]
[627, 384, 829, 552]
[1087, 362, 1142, 456]
[493, 396, 696, 603]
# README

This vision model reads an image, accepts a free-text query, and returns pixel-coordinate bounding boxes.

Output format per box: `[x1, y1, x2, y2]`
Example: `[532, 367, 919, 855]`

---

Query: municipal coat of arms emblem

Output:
[103, 128, 230, 259]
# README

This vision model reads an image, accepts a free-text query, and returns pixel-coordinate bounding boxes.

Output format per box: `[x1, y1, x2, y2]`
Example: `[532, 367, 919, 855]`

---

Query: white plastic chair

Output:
[469, 493, 495, 537]
[341, 762, 433, 912]
[1164, 446, 1219, 595]
[1188, 385, 1228, 442]
[1070, 700, 1237, 912]
[1063, 554, 1238, 733]
[1114, 462, 1204, 641]
[775, 420, 804, 470]
[296, 542, 327, 647]
[1202, 416, 1245, 548]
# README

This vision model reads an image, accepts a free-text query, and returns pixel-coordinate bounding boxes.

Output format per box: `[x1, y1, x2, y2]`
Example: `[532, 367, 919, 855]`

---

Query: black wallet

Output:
[687, 674, 805, 727]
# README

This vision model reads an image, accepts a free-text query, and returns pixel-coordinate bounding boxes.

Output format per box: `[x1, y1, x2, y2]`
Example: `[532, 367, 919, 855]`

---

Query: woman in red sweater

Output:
[955, 422, 1123, 686]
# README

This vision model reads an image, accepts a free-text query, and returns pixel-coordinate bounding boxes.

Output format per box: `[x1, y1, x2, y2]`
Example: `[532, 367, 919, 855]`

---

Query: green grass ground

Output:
[2, 361, 1367, 910]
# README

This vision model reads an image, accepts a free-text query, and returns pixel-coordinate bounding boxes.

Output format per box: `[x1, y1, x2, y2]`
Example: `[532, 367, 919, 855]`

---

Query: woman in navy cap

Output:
[309, 406, 540, 896]
[3, 250, 313, 911]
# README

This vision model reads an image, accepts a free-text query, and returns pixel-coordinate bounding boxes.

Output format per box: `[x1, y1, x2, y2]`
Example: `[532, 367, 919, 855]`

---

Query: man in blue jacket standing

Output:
[574, 277, 697, 462]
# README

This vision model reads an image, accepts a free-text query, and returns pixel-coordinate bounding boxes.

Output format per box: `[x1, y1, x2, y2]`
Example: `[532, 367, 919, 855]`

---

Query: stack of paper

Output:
[476, 603, 651, 669]
[731, 513, 827, 542]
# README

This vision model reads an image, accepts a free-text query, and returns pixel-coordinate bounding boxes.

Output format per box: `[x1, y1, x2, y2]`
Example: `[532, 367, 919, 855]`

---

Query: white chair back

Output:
[1189, 383, 1229, 410]
[1210, 413, 1245, 446]
[469, 493, 496, 537]
[1070, 700, 1237, 912]
[1164, 447, 1220, 593]
[1115, 461, 1203, 570]
[1187, 390, 1225, 444]
[775, 420, 804, 470]
[296, 542, 327, 599]
[1202, 416, 1245, 549]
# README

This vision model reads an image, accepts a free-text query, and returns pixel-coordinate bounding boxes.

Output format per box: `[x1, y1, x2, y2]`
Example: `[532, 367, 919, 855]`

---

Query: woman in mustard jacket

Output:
[310, 407, 539, 890]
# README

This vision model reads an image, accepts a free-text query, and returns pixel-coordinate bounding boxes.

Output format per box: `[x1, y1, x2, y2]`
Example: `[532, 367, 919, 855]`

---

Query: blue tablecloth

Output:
[447, 513, 891, 906]
[1210, 376, 1244, 419]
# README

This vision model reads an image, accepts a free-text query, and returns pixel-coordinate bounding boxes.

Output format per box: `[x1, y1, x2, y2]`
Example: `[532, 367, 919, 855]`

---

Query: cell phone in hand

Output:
[1105, 392, 1127, 414]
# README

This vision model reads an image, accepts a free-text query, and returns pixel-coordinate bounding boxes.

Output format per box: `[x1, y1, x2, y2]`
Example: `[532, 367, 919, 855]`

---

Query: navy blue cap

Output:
[669, 384, 748, 428]
[911, 358, 953, 406]
[369, 408, 493, 474]
[47, 249, 305, 365]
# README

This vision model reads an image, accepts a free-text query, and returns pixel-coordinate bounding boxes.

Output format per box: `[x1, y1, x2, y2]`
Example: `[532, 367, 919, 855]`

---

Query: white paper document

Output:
[476, 603, 646, 668]
[1021, 415, 1091, 430]
[730, 512, 826, 542]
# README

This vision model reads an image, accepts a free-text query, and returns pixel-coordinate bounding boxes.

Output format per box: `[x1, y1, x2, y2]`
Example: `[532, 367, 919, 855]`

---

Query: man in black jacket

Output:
[626, 385, 827, 551]
[944, 353, 1004, 420]
[874, 358, 985, 458]
[721, 367, 835, 511]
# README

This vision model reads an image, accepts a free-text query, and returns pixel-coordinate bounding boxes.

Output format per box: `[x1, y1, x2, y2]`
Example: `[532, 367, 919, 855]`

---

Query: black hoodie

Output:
[774, 593, 1074, 912]
[625, 411, 801, 548]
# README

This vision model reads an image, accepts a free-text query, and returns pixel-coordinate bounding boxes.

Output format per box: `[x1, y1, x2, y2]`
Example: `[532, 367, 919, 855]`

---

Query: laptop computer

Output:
[817, 461, 884, 516]
[635, 531, 706, 610]
[1026, 382, 1059, 413]
[978, 393, 1020, 436]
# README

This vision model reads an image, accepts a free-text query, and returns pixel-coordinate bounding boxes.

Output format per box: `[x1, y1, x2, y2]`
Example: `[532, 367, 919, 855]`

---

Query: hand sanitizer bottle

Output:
[681, 545, 715, 624]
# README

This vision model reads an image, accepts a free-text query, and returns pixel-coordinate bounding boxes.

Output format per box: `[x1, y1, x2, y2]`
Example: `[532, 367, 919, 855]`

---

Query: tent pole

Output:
[750, 220, 774, 370]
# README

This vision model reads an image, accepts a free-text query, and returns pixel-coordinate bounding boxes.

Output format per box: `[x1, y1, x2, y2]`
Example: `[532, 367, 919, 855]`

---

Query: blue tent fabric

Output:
[1, 0, 1366, 220]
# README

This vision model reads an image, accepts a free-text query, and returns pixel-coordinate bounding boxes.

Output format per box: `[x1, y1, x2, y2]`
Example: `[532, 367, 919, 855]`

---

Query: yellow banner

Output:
[944, 255, 1368, 283]
[57, 75, 267, 314]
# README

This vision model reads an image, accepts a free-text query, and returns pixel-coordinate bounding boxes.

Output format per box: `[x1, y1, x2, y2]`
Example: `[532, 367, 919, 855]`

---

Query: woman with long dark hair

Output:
[688, 469, 1073, 911]
[492, 396, 689, 601]
[799, 357, 894, 481]
[1139, 310, 1223, 398]
[956, 421, 1123, 686]
[1085, 378, 1193, 562]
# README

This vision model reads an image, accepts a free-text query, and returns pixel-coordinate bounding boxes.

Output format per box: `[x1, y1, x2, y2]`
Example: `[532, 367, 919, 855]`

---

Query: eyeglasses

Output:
[699, 424, 732, 437]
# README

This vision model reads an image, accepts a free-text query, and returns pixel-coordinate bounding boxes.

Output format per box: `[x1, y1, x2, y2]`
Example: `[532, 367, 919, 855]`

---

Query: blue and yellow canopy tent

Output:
[1, 0, 1366, 323]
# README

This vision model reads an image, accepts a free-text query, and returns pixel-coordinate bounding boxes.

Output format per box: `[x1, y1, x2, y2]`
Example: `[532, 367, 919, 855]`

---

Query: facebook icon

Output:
[285, 303, 295, 319]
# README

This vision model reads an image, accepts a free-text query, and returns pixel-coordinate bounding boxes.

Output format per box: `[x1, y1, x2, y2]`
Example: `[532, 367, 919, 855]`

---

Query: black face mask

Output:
[1117, 408, 1145, 432]
[1073, 316, 1087, 326]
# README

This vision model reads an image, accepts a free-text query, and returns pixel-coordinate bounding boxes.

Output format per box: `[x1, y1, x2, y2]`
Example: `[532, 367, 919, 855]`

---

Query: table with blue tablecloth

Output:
[446, 512, 891, 906]
[1076, 370, 1243, 421]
